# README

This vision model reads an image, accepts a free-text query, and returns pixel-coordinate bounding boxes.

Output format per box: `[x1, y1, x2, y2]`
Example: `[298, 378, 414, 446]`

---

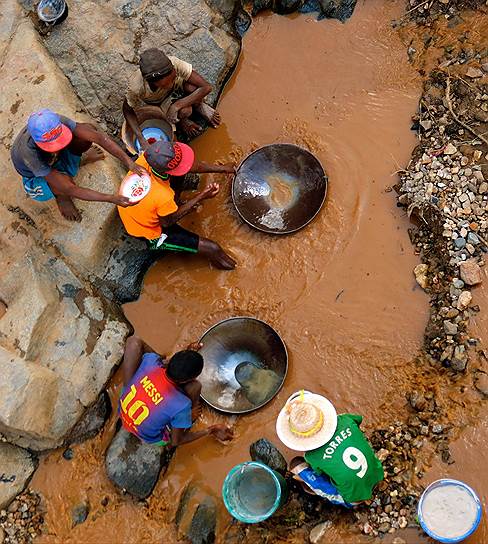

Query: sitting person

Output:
[11, 109, 146, 221]
[276, 391, 384, 505]
[119, 335, 233, 447]
[123, 48, 221, 143]
[117, 140, 236, 270]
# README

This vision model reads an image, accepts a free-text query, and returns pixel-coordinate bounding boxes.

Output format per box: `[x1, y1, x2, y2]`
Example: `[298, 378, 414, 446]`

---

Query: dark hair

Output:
[166, 350, 204, 383]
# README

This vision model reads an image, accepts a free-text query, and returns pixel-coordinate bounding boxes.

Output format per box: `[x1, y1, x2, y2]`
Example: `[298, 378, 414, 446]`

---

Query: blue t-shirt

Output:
[11, 114, 77, 178]
[119, 353, 192, 444]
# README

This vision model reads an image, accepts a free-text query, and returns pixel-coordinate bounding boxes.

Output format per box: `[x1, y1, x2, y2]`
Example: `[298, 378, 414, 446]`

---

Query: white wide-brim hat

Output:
[276, 390, 337, 452]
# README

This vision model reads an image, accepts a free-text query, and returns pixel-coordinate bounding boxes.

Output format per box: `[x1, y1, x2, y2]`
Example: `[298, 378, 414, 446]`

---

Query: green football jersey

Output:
[304, 413, 384, 503]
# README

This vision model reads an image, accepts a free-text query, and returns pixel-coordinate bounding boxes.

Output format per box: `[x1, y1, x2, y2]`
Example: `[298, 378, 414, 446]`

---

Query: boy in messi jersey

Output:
[119, 335, 233, 447]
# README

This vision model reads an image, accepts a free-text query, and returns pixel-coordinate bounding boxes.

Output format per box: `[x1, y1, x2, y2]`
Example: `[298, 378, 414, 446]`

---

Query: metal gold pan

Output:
[198, 317, 288, 414]
[232, 143, 328, 234]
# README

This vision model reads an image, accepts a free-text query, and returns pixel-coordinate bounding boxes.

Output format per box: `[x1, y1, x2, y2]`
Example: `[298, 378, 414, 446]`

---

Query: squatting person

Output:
[119, 335, 233, 447]
[117, 140, 236, 270]
[123, 48, 221, 143]
[11, 109, 147, 221]
[276, 390, 384, 506]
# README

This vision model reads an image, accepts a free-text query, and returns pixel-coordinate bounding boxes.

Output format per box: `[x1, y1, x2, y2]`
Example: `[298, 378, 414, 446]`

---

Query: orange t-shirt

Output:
[118, 155, 178, 240]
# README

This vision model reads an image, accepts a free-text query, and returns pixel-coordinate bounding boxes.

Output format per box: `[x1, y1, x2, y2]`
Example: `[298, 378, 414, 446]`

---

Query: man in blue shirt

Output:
[11, 109, 148, 221]
[119, 335, 233, 447]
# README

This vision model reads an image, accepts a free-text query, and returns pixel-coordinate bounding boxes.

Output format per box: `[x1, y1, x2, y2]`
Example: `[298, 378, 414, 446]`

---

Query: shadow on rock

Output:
[99, 235, 158, 305]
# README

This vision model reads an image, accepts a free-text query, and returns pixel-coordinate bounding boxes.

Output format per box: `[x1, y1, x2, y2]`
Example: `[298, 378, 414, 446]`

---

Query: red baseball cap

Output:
[27, 109, 73, 152]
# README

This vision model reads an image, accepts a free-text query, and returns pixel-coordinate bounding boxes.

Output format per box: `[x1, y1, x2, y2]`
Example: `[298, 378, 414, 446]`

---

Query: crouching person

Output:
[117, 140, 236, 270]
[119, 335, 233, 447]
[276, 391, 384, 506]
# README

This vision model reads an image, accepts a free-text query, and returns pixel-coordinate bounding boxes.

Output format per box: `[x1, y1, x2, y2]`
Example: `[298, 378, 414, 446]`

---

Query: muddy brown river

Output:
[31, 2, 486, 543]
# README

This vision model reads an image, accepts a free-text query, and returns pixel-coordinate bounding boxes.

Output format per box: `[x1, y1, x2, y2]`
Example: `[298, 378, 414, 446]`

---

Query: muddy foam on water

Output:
[421, 484, 479, 539]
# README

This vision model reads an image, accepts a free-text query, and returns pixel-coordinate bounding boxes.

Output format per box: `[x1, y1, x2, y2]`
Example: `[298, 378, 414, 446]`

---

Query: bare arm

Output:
[121, 335, 144, 386]
[159, 183, 220, 228]
[172, 71, 212, 111]
[45, 169, 131, 206]
[73, 123, 147, 176]
[190, 160, 235, 174]
[171, 424, 233, 447]
[122, 99, 149, 151]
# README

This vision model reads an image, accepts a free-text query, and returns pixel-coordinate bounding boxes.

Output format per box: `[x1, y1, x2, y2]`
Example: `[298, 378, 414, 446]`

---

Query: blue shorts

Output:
[22, 149, 81, 201]
[291, 461, 353, 507]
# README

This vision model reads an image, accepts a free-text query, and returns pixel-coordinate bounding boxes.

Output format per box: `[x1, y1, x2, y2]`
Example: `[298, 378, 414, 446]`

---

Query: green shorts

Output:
[148, 224, 199, 253]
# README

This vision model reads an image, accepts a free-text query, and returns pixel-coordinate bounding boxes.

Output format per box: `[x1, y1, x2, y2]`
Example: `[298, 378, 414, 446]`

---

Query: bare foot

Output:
[80, 146, 105, 166]
[195, 102, 221, 128]
[179, 118, 203, 139]
[55, 196, 82, 222]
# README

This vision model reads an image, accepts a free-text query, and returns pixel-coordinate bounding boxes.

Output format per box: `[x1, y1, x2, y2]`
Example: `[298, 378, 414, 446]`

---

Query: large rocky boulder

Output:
[37, 0, 241, 131]
[0, 443, 36, 509]
[0, 1, 135, 451]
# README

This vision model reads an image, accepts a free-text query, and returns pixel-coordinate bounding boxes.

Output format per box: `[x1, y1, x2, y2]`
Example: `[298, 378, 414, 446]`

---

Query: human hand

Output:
[200, 183, 220, 200]
[209, 425, 234, 442]
[112, 194, 136, 207]
[166, 105, 179, 125]
[131, 163, 149, 177]
[187, 341, 203, 351]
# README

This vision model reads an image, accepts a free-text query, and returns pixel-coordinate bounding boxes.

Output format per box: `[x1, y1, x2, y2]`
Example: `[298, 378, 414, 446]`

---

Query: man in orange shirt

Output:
[118, 141, 236, 269]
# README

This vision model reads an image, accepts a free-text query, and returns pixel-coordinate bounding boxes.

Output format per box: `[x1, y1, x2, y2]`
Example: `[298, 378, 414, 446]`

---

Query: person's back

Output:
[304, 413, 384, 503]
[119, 352, 192, 444]
[118, 153, 177, 240]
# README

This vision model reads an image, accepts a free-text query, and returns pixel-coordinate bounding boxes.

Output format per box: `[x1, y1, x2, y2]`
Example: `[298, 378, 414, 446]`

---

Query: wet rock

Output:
[234, 8, 252, 36]
[105, 428, 171, 499]
[466, 67, 483, 78]
[99, 235, 158, 305]
[301, 0, 358, 22]
[186, 497, 217, 544]
[407, 391, 427, 412]
[274, 0, 303, 14]
[460, 259, 483, 285]
[66, 391, 112, 445]
[413, 263, 429, 289]
[475, 372, 488, 397]
[457, 291, 472, 310]
[443, 320, 458, 335]
[250, 438, 287, 475]
[454, 237, 466, 249]
[451, 345, 468, 371]
[444, 143, 457, 155]
[0, 444, 36, 509]
[309, 520, 333, 543]
[62, 448, 74, 461]
[71, 502, 89, 527]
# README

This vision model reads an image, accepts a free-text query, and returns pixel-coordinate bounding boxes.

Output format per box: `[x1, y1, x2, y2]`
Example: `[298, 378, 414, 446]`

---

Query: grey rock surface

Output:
[39, 0, 241, 131]
[105, 427, 171, 499]
[250, 438, 287, 474]
[187, 497, 217, 544]
[0, 444, 36, 509]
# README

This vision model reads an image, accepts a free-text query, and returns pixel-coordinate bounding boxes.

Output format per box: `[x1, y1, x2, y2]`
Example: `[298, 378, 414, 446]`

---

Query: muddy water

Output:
[32, 2, 432, 542]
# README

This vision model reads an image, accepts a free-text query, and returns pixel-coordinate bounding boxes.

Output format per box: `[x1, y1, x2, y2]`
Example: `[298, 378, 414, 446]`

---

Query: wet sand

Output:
[32, 2, 433, 542]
